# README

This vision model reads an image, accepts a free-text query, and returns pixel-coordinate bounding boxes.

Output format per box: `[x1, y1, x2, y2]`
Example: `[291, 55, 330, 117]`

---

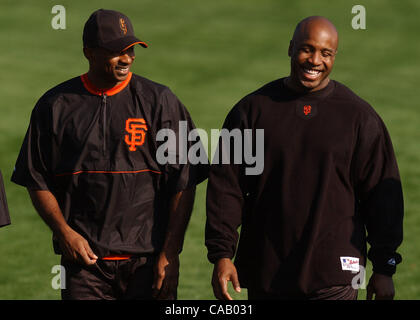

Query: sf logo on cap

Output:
[120, 18, 127, 35]
[125, 118, 147, 151]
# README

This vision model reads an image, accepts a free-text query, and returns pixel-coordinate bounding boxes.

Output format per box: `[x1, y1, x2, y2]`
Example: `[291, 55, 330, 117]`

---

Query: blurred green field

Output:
[0, 0, 419, 300]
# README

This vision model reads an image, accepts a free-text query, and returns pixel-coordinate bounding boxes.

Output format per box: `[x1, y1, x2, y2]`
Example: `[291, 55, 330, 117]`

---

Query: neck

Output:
[81, 72, 132, 97]
[285, 76, 330, 93]
[86, 70, 121, 90]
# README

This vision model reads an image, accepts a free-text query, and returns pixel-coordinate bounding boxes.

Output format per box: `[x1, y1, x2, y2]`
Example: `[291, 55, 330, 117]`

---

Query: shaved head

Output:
[292, 16, 339, 49]
[287, 16, 339, 92]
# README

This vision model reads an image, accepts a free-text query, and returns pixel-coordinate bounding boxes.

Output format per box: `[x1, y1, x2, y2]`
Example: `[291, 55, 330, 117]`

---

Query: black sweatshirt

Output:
[205, 78, 403, 295]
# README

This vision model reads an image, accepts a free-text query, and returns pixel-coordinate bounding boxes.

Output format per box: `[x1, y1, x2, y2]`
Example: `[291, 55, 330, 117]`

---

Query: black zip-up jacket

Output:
[205, 79, 403, 296]
[12, 72, 207, 257]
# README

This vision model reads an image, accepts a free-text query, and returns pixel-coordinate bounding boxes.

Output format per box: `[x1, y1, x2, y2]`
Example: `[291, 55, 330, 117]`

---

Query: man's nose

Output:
[119, 53, 135, 64]
[308, 51, 322, 66]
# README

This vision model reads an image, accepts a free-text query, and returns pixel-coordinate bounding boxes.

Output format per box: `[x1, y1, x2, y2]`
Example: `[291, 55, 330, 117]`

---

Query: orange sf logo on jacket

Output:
[124, 118, 147, 151]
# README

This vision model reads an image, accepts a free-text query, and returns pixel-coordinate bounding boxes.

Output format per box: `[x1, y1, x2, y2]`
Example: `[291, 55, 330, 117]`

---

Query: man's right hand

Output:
[58, 227, 98, 266]
[212, 258, 241, 300]
[28, 189, 98, 266]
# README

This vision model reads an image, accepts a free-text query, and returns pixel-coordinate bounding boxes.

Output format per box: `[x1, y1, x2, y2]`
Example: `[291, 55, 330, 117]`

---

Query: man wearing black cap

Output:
[12, 9, 207, 300]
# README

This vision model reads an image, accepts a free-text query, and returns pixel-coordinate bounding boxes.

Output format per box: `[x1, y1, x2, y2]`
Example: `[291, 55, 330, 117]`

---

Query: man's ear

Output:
[288, 40, 293, 57]
[83, 47, 92, 61]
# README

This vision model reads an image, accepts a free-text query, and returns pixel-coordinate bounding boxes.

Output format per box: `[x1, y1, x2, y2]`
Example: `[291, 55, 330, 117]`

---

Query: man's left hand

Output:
[366, 272, 395, 300]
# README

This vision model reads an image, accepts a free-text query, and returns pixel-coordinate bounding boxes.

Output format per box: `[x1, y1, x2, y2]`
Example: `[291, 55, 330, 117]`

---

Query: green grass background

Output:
[0, 0, 419, 299]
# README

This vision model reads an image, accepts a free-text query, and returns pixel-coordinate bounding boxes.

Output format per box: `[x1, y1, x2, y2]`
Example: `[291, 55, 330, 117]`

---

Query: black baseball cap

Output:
[83, 9, 148, 52]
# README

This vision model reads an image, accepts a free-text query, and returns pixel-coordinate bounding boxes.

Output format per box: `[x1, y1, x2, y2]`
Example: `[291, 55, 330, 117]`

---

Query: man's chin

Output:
[113, 68, 131, 81]
[114, 73, 129, 81]
[300, 80, 319, 90]
[299, 78, 328, 92]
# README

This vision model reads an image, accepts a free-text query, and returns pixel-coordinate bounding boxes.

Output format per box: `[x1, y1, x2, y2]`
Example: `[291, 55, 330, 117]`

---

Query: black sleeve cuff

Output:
[368, 249, 402, 276]
[207, 252, 234, 264]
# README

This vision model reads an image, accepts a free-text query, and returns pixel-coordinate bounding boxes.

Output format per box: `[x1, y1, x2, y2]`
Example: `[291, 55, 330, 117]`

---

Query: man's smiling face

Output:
[84, 45, 136, 88]
[288, 17, 338, 92]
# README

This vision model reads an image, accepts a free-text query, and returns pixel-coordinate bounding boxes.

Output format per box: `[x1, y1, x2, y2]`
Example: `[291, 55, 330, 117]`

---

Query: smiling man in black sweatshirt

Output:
[205, 16, 403, 300]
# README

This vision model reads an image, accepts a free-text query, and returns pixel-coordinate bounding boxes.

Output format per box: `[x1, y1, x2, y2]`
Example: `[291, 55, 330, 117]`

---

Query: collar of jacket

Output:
[80, 72, 132, 96]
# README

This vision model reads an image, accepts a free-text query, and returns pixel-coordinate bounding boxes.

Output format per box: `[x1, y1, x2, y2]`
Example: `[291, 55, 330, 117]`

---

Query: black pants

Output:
[61, 256, 157, 300]
[248, 285, 358, 300]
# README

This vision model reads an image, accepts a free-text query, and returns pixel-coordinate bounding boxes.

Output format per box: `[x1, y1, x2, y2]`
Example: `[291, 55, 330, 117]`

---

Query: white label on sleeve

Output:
[340, 257, 360, 272]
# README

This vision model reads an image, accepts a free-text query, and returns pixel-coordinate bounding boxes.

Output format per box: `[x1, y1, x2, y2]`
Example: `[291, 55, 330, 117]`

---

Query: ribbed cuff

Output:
[207, 252, 234, 264]
[368, 249, 402, 276]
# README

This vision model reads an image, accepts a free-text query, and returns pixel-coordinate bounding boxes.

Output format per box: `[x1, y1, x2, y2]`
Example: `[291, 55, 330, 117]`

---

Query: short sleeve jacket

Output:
[12, 72, 208, 257]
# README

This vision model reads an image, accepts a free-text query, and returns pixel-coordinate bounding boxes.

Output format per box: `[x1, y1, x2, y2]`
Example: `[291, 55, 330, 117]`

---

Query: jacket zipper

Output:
[102, 94, 107, 156]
